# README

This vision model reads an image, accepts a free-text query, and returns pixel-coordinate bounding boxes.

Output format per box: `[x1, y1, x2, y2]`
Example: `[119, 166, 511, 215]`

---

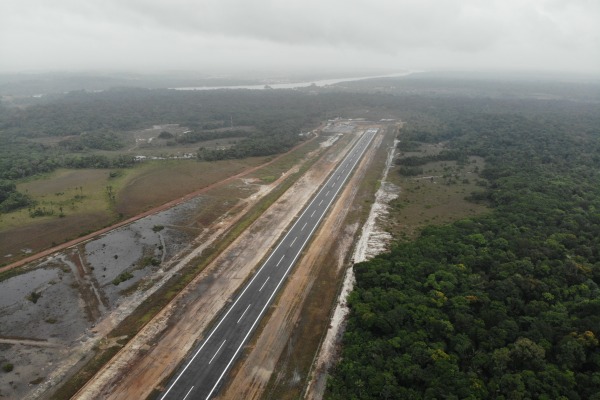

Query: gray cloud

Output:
[0, 0, 598, 74]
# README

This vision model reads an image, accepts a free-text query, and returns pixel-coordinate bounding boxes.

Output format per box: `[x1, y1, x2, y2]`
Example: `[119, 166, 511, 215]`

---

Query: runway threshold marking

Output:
[209, 340, 227, 365]
[259, 276, 270, 292]
[237, 304, 251, 324]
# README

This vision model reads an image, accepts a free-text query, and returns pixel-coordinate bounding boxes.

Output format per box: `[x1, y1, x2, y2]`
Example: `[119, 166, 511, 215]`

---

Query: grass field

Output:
[387, 142, 489, 240]
[0, 157, 268, 265]
[0, 135, 322, 266]
[114, 157, 268, 217]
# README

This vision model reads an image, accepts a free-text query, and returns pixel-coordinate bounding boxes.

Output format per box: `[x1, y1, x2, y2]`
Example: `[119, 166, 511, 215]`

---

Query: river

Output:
[172, 71, 417, 91]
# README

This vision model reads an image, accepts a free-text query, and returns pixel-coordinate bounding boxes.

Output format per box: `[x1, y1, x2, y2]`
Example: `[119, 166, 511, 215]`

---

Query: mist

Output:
[1, 0, 598, 76]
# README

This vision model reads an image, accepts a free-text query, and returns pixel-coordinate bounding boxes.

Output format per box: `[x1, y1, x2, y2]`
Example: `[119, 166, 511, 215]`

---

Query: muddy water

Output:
[0, 190, 227, 399]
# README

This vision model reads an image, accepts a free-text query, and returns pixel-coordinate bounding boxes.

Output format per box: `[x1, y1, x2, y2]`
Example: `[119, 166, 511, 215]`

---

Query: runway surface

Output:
[159, 128, 378, 399]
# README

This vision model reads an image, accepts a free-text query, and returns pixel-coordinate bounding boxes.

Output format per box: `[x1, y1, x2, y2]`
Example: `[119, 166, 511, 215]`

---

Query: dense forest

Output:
[326, 99, 600, 398]
[0, 88, 335, 212]
[0, 89, 331, 182]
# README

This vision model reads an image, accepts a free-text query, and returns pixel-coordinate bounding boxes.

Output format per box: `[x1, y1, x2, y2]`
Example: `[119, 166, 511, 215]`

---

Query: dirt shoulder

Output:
[71, 130, 359, 400]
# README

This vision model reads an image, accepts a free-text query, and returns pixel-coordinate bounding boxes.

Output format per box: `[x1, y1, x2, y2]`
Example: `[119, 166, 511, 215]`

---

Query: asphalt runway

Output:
[159, 128, 378, 400]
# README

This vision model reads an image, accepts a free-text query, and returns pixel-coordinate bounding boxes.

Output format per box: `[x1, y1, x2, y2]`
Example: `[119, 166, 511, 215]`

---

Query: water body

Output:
[172, 71, 416, 91]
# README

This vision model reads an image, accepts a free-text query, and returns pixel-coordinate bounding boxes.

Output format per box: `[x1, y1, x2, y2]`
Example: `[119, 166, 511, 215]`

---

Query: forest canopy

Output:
[326, 100, 600, 399]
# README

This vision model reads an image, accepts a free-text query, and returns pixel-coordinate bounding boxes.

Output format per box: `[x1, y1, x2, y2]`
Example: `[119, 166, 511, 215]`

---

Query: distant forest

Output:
[326, 93, 600, 399]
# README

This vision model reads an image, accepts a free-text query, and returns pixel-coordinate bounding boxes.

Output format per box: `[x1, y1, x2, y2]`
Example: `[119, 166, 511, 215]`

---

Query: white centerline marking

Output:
[325, 190, 330, 196]
[310, 210, 316, 217]
[259, 276, 270, 292]
[237, 304, 251, 324]
[203, 129, 379, 400]
[276, 255, 285, 266]
[209, 340, 226, 365]
[318, 199, 323, 206]
[182, 386, 194, 400]
[301, 222, 307, 231]
[289, 236, 298, 247]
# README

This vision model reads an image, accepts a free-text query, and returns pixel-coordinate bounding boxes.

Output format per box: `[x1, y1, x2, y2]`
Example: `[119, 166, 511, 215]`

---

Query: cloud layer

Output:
[1, 0, 598, 74]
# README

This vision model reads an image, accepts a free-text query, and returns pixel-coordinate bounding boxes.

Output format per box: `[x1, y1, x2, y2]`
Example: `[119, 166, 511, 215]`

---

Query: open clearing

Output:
[386, 142, 488, 240]
[0, 128, 325, 399]
[0, 156, 269, 265]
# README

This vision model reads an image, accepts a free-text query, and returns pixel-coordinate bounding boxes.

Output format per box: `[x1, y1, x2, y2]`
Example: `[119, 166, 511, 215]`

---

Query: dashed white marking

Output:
[259, 276, 270, 292]
[289, 236, 297, 247]
[276, 254, 285, 266]
[325, 190, 330, 196]
[318, 199, 323, 206]
[301, 222, 307, 231]
[310, 210, 316, 217]
[202, 127, 380, 400]
[237, 304, 251, 324]
[182, 386, 194, 400]
[209, 340, 226, 365]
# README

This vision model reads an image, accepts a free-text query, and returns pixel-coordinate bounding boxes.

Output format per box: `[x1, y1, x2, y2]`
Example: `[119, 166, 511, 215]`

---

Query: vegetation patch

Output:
[112, 271, 134, 286]
[327, 107, 600, 399]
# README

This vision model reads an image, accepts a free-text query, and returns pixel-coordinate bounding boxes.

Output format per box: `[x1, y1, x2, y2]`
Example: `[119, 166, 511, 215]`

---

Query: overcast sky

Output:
[1, 0, 598, 76]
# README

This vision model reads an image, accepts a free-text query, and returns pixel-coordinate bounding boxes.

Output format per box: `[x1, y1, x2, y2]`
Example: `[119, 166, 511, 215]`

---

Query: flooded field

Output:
[0, 183, 251, 399]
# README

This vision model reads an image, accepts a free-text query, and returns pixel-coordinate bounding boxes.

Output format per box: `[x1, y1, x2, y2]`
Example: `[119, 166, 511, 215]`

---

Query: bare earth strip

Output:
[72, 131, 361, 399]
[219, 130, 385, 400]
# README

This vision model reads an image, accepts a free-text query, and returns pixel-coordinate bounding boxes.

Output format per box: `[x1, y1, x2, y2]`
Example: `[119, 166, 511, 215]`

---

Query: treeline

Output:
[0, 88, 326, 137]
[174, 129, 252, 144]
[58, 131, 124, 151]
[0, 180, 34, 213]
[0, 88, 333, 183]
[327, 105, 600, 398]
[0, 136, 134, 181]
[396, 149, 470, 167]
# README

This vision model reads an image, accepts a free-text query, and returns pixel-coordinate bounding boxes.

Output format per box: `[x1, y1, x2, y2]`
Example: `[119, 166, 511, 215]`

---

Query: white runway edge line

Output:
[160, 129, 377, 400]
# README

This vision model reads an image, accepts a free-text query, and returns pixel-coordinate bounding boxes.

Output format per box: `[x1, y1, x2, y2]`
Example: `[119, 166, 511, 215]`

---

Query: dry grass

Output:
[0, 169, 120, 264]
[115, 158, 267, 217]
[387, 143, 488, 240]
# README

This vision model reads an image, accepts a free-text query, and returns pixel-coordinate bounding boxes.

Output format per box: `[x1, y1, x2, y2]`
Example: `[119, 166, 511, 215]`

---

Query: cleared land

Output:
[0, 132, 323, 400]
[386, 142, 488, 240]
[69, 124, 359, 400]
[0, 157, 269, 265]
